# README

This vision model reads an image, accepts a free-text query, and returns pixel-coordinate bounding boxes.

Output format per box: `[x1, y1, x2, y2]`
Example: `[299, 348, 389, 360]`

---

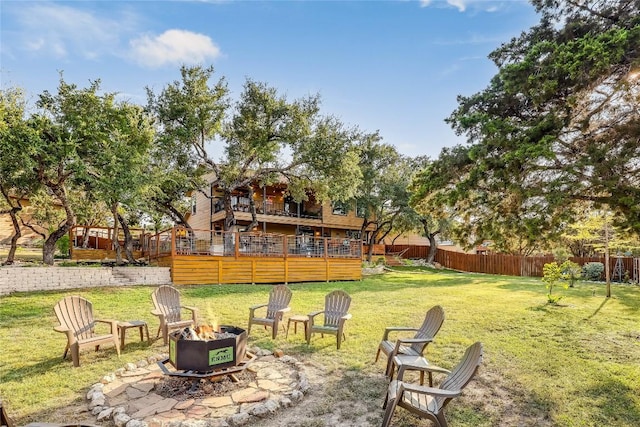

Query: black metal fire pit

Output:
[158, 325, 254, 380]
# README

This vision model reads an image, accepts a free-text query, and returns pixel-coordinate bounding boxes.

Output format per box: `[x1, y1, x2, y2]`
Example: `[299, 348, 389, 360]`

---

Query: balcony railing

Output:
[147, 227, 361, 259]
[214, 200, 322, 220]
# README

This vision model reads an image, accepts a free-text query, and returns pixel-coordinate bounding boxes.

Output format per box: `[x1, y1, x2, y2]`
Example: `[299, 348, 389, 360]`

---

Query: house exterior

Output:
[186, 178, 375, 241]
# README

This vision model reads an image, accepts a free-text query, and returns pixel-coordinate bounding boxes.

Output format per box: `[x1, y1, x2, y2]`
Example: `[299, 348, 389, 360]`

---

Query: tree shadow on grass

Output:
[583, 377, 640, 425]
[585, 297, 609, 320]
[0, 354, 71, 384]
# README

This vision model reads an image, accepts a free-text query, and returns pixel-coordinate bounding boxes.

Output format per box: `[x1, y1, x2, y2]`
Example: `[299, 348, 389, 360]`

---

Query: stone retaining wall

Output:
[0, 266, 172, 295]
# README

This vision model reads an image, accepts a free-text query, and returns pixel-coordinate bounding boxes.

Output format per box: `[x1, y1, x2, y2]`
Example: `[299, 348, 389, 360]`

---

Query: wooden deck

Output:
[150, 228, 363, 284]
[162, 254, 362, 285]
[68, 226, 363, 284]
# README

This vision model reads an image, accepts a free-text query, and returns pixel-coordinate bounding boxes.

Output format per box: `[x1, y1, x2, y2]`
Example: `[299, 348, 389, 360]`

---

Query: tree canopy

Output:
[412, 0, 640, 251]
[147, 66, 365, 231]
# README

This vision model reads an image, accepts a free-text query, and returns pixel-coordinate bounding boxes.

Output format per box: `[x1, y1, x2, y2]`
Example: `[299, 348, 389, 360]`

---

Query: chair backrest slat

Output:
[324, 290, 351, 327]
[153, 285, 182, 323]
[437, 342, 483, 409]
[266, 285, 292, 319]
[412, 305, 445, 353]
[54, 296, 96, 340]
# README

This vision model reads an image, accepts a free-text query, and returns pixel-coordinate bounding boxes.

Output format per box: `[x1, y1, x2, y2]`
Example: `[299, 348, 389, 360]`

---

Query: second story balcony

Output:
[214, 198, 322, 220]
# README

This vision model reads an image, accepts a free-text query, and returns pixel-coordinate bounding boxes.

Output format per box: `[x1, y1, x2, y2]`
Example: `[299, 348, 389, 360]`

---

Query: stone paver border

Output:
[84, 347, 310, 427]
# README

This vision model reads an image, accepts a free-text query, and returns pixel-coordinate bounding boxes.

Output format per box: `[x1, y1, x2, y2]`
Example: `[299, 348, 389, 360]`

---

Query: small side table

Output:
[286, 315, 309, 338]
[391, 354, 432, 386]
[117, 320, 150, 350]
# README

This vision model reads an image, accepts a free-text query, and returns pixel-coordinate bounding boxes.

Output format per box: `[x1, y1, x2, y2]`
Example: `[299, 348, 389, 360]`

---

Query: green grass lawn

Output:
[1, 268, 639, 426]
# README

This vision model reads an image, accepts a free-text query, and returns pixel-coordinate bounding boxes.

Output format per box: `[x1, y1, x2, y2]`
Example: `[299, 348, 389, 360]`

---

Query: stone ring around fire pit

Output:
[84, 347, 311, 427]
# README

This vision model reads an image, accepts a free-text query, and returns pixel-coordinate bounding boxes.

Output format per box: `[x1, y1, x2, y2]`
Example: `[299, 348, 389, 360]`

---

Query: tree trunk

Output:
[42, 185, 76, 266]
[223, 190, 235, 231]
[420, 218, 440, 264]
[241, 186, 259, 232]
[604, 222, 611, 298]
[3, 207, 22, 265]
[43, 225, 70, 265]
[367, 227, 381, 263]
[151, 196, 192, 229]
[111, 202, 123, 265]
[426, 232, 438, 264]
[82, 226, 90, 248]
[117, 213, 137, 264]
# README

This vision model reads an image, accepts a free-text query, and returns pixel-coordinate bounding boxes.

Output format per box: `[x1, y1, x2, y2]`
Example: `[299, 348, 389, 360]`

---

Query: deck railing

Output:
[147, 227, 361, 260]
[70, 226, 148, 251]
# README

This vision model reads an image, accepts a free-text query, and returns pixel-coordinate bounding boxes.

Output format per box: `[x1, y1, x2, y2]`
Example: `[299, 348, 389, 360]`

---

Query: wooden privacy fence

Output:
[387, 245, 637, 279]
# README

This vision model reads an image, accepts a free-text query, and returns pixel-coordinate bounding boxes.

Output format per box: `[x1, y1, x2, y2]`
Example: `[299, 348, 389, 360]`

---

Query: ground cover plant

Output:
[1, 269, 639, 426]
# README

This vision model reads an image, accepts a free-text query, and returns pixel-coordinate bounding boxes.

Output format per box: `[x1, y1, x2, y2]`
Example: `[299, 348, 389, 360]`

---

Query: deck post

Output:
[171, 227, 177, 257]
[324, 237, 329, 282]
[234, 232, 240, 259]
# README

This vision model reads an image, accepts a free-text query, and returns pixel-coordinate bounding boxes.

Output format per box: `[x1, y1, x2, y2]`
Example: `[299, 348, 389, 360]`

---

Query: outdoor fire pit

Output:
[158, 325, 255, 380]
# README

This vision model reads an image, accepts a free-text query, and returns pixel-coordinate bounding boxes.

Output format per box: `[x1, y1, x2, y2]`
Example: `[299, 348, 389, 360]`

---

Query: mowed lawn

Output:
[1, 268, 639, 426]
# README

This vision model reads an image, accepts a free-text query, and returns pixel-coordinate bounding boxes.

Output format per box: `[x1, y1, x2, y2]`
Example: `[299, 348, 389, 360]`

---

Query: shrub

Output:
[543, 262, 569, 304]
[561, 261, 582, 287]
[583, 262, 604, 281]
[553, 248, 570, 264]
[55, 235, 70, 258]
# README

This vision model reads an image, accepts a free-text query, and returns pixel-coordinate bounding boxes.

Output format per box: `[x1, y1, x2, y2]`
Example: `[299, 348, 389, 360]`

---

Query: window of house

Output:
[191, 196, 196, 214]
[332, 201, 349, 216]
[346, 230, 361, 239]
[356, 201, 366, 218]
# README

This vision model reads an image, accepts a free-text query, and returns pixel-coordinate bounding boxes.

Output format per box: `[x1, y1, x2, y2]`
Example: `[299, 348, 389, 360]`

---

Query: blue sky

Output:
[1, 0, 539, 158]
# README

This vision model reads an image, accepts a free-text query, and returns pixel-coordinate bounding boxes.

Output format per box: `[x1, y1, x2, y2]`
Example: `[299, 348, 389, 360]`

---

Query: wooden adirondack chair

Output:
[151, 285, 199, 344]
[381, 342, 484, 427]
[53, 296, 120, 367]
[376, 305, 445, 377]
[247, 285, 292, 339]
[1, 399, 15, 427]
[306, 290, 352, 349]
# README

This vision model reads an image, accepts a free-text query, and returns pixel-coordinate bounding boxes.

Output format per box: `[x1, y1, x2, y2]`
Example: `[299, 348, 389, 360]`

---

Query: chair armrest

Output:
[94, 318, 117, 325]
[249, 303, 267, 317]
[278, 307, 292, 313]
[151, 309, 163, 317]
[308, 310, 324, 319]
[54, 325, 77, 344]
[185, 306, 199, 324]
[182, 305, 198, 313]
[399, 382, 461, 398]
[308, 310, 324, 327]
[95, 318, 119, 334]
[382, 327, 418, 341]
[396, 338, 433, 345]
[397, 363, 451, 380]
[391, 337, 433, 357]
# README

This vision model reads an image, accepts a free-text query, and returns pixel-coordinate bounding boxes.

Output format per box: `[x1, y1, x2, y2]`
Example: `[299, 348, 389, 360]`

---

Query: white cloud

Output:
[447, 0, 468, 12]
[129, 29, 221, 68]
[420, 0, 507, 13]
[9, 3, 133, 60]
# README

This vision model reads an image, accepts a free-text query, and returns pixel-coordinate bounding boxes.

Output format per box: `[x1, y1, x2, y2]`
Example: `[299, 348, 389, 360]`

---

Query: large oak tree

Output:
[413, 0, 640, 253]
